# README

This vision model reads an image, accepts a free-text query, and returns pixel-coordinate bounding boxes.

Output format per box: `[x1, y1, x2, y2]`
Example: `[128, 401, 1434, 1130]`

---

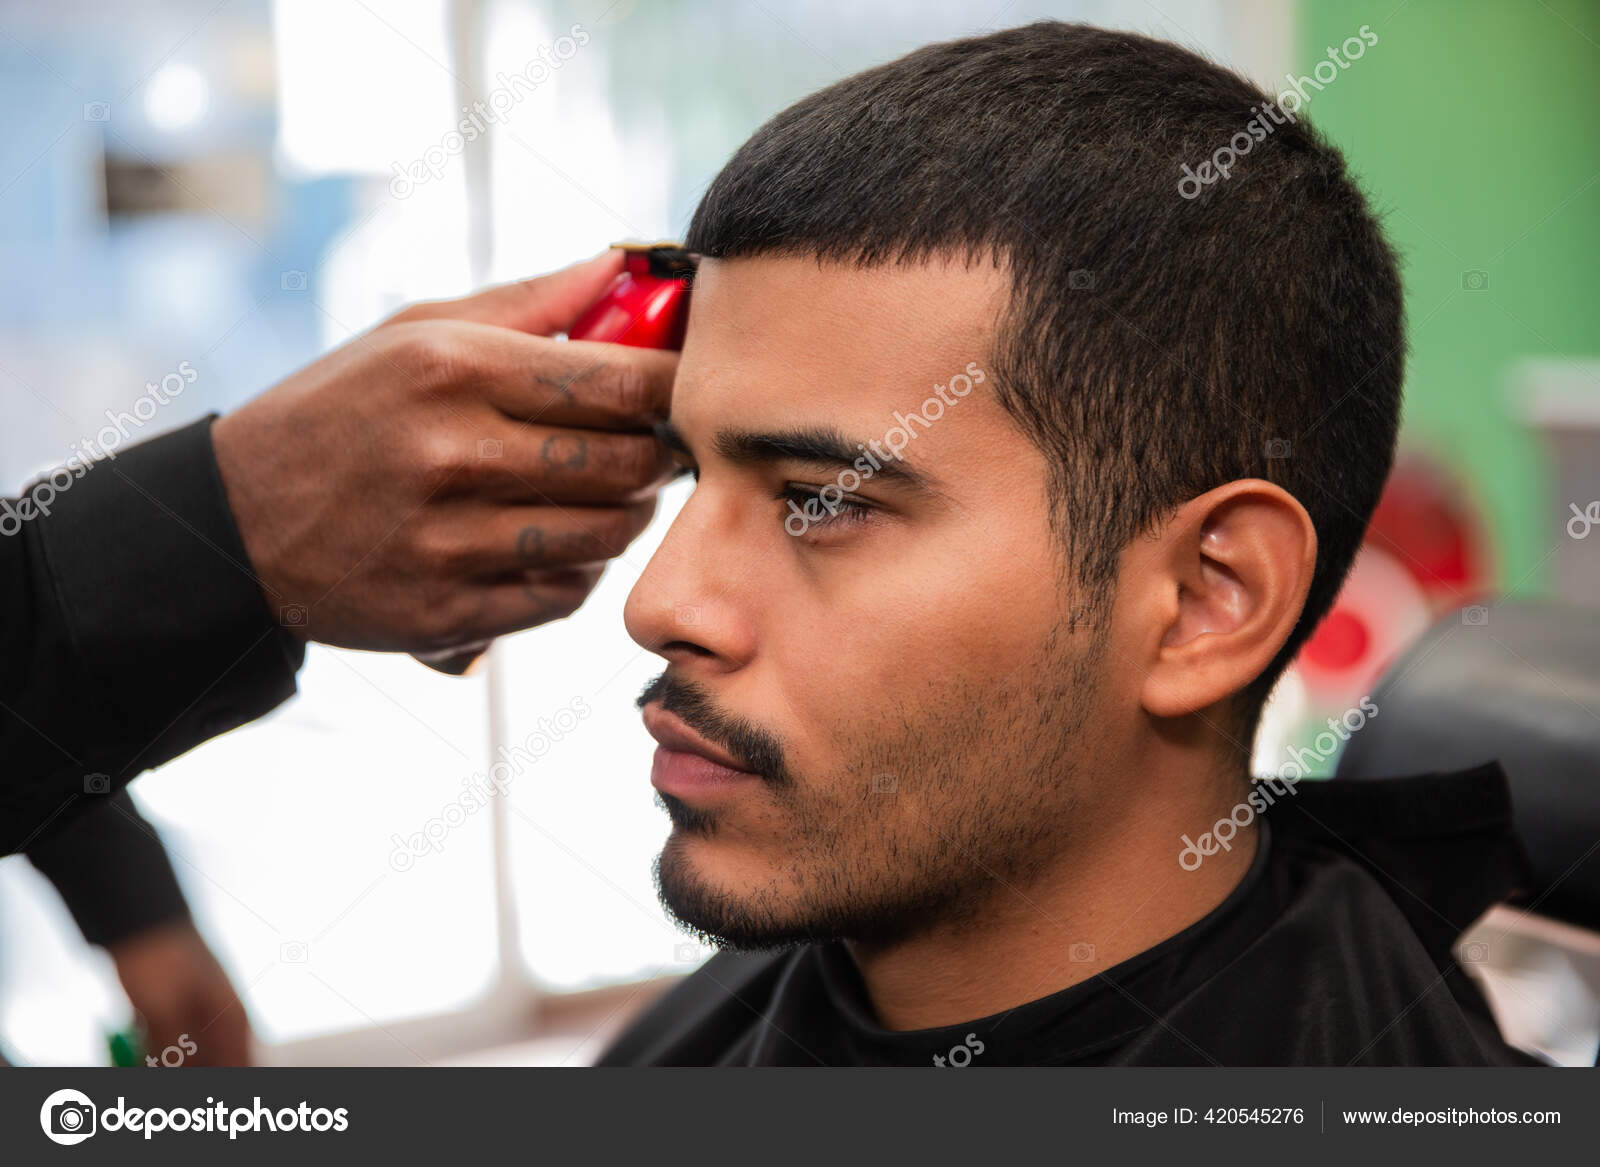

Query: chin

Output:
[653, 834, 815, 952]
[653, 832, 940, 953]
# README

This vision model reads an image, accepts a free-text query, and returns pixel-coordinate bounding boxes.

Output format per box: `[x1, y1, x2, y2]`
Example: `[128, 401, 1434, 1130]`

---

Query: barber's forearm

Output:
[0, 416, 303, 854]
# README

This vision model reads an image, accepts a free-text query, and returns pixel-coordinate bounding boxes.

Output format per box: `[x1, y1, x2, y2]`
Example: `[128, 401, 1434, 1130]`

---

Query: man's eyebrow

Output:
[654, 420, 941, 494]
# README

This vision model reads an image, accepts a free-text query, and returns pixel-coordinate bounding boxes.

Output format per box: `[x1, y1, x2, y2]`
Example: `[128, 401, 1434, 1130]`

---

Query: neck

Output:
[846, 761, 1259, 1032]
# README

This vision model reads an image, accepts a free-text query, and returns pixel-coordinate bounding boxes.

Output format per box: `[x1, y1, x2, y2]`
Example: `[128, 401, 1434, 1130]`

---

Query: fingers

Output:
[465, 325, 679, 429]
[474, 568, 612, 640]
[430, 497, 659, 579]
[398, 499, 658, 649]
[473, 426, 678, 504]
[393, 250, 625, 335]
[378, 307, 678, 433]
[386, 317, 677, 431]
[499, 497, 659, 571]
[408, 565, 611, 652]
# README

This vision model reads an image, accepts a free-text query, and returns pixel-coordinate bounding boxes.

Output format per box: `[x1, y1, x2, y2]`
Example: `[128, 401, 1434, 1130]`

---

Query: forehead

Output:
[672, 255, 1010, 438]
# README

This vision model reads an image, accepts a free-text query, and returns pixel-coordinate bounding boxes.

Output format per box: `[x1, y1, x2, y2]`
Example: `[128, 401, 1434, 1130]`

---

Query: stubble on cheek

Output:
[655, 624, 1101, 949]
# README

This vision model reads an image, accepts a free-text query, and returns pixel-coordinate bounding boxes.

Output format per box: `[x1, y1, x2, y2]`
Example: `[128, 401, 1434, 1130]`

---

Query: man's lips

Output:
[642, 704, 760, 799]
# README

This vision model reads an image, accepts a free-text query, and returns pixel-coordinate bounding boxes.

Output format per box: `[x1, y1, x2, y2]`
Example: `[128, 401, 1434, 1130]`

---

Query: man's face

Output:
[624, 255, 1116, 950]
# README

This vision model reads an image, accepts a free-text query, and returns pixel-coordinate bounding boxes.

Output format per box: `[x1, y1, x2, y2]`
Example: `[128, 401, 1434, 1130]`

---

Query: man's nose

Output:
[623, 493, 755, 671]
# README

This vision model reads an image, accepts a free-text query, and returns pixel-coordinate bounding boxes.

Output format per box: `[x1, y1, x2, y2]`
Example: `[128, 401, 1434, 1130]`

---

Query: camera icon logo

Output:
[1461, 604, 1490, 627]
[82, 102, 110, 122]
[1461, 269, 1489, 291]
[673, 942, 704, 964]
[870, 772, 898, 794]
[477, 438, 503, 459]
[1067, 269, 1095, 290]
[280, 940, 309, 963]
[1460, 940, 1490, 963]
[281, 270, 308, 292]
[83, 772, 111, 794]
[1263, 438, 1292, 459]
[40, 1088, 97, 1145]
[1069, 941, 1096, 962]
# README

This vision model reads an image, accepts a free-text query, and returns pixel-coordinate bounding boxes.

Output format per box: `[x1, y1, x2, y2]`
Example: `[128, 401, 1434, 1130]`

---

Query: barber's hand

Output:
[212, 251, 679, 655]
[109, 920, 253, 1067]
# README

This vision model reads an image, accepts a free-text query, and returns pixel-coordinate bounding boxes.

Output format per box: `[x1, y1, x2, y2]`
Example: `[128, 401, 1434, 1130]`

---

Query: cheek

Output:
[766, 527, 1067, 766]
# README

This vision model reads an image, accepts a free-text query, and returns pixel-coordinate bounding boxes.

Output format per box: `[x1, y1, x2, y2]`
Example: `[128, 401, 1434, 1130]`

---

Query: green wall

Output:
[1298, 0, 1600, 592]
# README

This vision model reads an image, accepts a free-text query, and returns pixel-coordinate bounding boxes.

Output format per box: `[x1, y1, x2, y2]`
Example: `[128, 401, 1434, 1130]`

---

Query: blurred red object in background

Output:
[1294, 455, 1492, 706]
[1366, 457, 1492, 607]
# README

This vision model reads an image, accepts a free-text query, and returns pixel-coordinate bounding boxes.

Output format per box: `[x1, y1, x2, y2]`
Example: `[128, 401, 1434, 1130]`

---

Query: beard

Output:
[638, 622, 1104, 953]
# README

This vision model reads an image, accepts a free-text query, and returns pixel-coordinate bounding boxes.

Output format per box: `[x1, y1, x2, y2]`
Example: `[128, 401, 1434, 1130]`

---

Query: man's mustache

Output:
[636, 672, 790, 785]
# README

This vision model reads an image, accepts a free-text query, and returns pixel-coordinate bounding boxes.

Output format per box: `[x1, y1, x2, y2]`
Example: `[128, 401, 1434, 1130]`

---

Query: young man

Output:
[603, 22, 1530, 1066]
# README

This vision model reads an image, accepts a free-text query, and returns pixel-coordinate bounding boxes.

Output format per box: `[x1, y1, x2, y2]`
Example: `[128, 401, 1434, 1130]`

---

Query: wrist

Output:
[210, 411, 306, 638]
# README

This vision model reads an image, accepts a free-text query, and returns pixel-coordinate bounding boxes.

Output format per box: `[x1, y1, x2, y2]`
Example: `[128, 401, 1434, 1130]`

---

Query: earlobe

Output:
[1138, 480, 1316, 720]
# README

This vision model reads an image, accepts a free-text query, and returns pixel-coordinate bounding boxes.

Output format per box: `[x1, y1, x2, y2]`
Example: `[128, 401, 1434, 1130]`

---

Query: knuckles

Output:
[410, 430, 470, 493]
[380, 321, 473, 392]
[604, 357, 662, 422]
[413, 600, 464, 646]
[412, 524, 475, 576]
[602, 435, 666, 494]
[586, 509, 635, 556]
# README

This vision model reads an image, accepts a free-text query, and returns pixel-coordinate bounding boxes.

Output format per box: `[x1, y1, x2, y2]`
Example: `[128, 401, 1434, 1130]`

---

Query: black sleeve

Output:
[25, 790, 192, 948]
[0, 415, 305, 855]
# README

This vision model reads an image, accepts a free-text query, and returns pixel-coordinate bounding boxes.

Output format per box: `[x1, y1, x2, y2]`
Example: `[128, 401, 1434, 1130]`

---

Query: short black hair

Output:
[687, 21, 1404, 725]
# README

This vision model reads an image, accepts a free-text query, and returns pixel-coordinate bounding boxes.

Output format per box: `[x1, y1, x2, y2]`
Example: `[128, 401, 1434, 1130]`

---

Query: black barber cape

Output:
[600, 765, 1539, 1066]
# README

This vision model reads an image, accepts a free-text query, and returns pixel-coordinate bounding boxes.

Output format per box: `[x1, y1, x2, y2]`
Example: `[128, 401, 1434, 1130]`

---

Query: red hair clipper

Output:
[569, 242, 696, 348]
[415, 243, 696, 675]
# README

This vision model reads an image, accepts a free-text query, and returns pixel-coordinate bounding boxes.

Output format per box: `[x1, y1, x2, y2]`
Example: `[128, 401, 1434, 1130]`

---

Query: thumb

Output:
[399, 250, 625, 335]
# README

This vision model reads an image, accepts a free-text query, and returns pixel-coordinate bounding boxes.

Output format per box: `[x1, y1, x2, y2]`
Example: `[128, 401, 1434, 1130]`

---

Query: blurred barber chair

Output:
[1336, 600, 1600, 1065]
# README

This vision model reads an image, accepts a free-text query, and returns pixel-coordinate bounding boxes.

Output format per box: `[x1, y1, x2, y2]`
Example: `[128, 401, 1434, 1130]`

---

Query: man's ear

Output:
[1130, 480, 1317, 719]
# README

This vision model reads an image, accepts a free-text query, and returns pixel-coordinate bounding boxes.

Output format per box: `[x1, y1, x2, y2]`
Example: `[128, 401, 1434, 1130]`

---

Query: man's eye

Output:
[776, 483, 876, 529]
